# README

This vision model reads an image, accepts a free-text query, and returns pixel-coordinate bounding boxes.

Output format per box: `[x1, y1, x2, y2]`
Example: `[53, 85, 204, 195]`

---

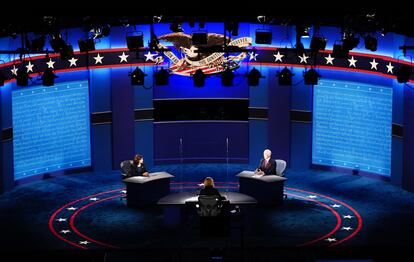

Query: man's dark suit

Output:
[258, 158, 277, 175]
[199, 186, 225, 200]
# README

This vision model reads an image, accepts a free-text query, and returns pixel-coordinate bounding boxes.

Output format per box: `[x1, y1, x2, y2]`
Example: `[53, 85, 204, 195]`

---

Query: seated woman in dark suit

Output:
[199, 177, 225, 200]
[132, 154, 149, 177]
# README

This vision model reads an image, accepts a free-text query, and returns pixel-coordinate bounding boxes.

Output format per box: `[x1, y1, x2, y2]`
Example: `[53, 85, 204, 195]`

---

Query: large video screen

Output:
[312, 79, 392, 176]
[12, 80, 91, 180]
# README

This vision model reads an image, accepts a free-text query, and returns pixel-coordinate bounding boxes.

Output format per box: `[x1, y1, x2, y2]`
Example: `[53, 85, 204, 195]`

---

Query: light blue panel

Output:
[248, 67, 269, 107]
[89, 68, 111, 112]
[12, 81, 91, 180]
[312, 79, 392, 176]
[391, 137, 404, 186]
[249, 120, 267, 166]
[135, 121, 154, 167]
[91, 124, 113, 172]
[290, 122, 311, 169]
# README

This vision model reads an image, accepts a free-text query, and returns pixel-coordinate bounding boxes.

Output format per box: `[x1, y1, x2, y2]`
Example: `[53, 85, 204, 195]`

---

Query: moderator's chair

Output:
[120, 160, 133, 201]
[275, 159, 287, 199]
[197, 195, 230, 237]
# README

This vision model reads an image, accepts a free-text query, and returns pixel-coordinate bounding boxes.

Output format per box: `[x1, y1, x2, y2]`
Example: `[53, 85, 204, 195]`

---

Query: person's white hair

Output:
[263, 149, 272, 155]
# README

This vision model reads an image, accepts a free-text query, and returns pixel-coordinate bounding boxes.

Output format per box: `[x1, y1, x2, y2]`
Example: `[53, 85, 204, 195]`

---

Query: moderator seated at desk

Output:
[123, 172, 174, 207]
[157, 191, 257, 228]
[236, 171, 287, 205]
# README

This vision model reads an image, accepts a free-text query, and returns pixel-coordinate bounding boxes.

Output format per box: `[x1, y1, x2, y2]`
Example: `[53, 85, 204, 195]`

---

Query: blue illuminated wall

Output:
[12, 81, 91, 180]
[312, 80, 392, 176]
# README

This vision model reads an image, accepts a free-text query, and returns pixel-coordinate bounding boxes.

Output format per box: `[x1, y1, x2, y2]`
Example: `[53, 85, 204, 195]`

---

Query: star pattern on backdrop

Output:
[93, 53, 104, 64]
[248, 52, 258, 61]
[298, 53, 309, 64]
[386, 62, 394, 74]
[26, 61, 34, 72]
[144, 51, 157, 61]
[68, 57, 78, 67]
[46, 59, 55, 69]
[1, 48, 410, 84]
[369, 58, 379, 70]
[118, 52, 129, 63]
[273, 51, 284, 62]
[348, 56, 357, 67]
[324, 54, 335, 65]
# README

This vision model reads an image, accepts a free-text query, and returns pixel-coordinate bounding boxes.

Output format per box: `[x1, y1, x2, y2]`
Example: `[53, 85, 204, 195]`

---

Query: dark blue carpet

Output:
[1, 164, 414, 255]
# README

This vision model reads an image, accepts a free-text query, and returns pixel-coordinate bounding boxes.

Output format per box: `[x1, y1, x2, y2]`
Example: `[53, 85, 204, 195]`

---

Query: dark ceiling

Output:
[0, 7, 413, 38]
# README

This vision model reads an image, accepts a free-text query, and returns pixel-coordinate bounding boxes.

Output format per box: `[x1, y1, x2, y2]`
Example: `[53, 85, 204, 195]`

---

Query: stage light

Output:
[332, 43, 349, 58]
[221, 68, 234, 87]
[342, 33, 359, 51]
[153, 15, 162, 23]
[247, 67, 262, 86]
[155, 67, 169, 86]
[296, 25, 310, 38]
[310, 36, 327, 52]
[101, 25, 111, 37]
[304, 68, 319, 85]
[41, 68, 57, 86]
[364, 35, 377, 51]
[60, 44, 74, 60]
[16, 68, 29, 86]
[192, 32, 207, 45]
[50, 33, 66, 52]
[257, 15, 267, 23]
[396, 64, 412, 83]
[170, 22, 184, 33]
[226, 21, 239, 36]
[30, 36, 45, 53]
[126, 33, 144, 51]
[0, 71, 5, 86]
[193, 69, 206, 87]
[278, 67, 293, 86]
[255, 29, 272, 45]
[129, 67, 147, 86]
[78, 39, 95, 52]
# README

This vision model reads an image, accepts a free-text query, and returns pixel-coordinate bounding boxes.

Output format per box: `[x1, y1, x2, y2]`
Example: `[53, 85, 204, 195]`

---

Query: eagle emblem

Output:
[149, 32, 252, 76]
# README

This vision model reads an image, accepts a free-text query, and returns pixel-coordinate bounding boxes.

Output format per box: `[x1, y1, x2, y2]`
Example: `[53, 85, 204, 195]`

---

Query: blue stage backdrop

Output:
[312, 79, 392, 176]
[12, 80, 91, 180]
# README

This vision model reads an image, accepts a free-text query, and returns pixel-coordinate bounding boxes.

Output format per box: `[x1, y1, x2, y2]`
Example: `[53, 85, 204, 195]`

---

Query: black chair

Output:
[197, 195, 230, 237]
[120, 160, 133, 201]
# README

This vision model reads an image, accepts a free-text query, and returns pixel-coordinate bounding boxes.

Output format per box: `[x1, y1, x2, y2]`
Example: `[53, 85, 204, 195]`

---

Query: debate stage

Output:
[0, 163, 413, 260]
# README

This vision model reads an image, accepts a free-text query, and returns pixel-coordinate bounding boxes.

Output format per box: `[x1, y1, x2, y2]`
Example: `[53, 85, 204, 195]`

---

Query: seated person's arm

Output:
[142, 165, 149, 177]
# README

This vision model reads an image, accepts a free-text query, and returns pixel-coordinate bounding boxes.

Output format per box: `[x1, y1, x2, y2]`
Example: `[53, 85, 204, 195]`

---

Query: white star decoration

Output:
[331, 204, 341, 208]
[341, 226, 353, 231]
[386, 62, 394, 74]
[11, 65, 18, 75]
[324, 54, 335, 65]
[60, 230, 71, 234]
[93, 53, 104, 64]
[298, 53, 309, 64]
[121, 190, 127, 194]
[79, 241, 90, 245]
[273, 51, 284, 62]
[26, 61, 34, 72]
[325, 238, 337, 242]
[249, 52, 258, 61]
[144, 51, 157, 61]
[67, 207, 78, 211]
[348, 56, 357, 67]
[46, 59, 55, 69]
[56, 218, 67, 222]
[369, 58, 379, 70]
[68, 57, 78, 67]
[343, 215, 354, 219]
[307, 195, 317, 199]
[119, 52, 129, 63]
[89, 197, 99, 201]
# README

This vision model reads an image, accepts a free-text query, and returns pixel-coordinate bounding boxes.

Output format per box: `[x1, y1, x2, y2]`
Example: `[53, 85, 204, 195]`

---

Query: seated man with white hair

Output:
[255, 149, 277, 176]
